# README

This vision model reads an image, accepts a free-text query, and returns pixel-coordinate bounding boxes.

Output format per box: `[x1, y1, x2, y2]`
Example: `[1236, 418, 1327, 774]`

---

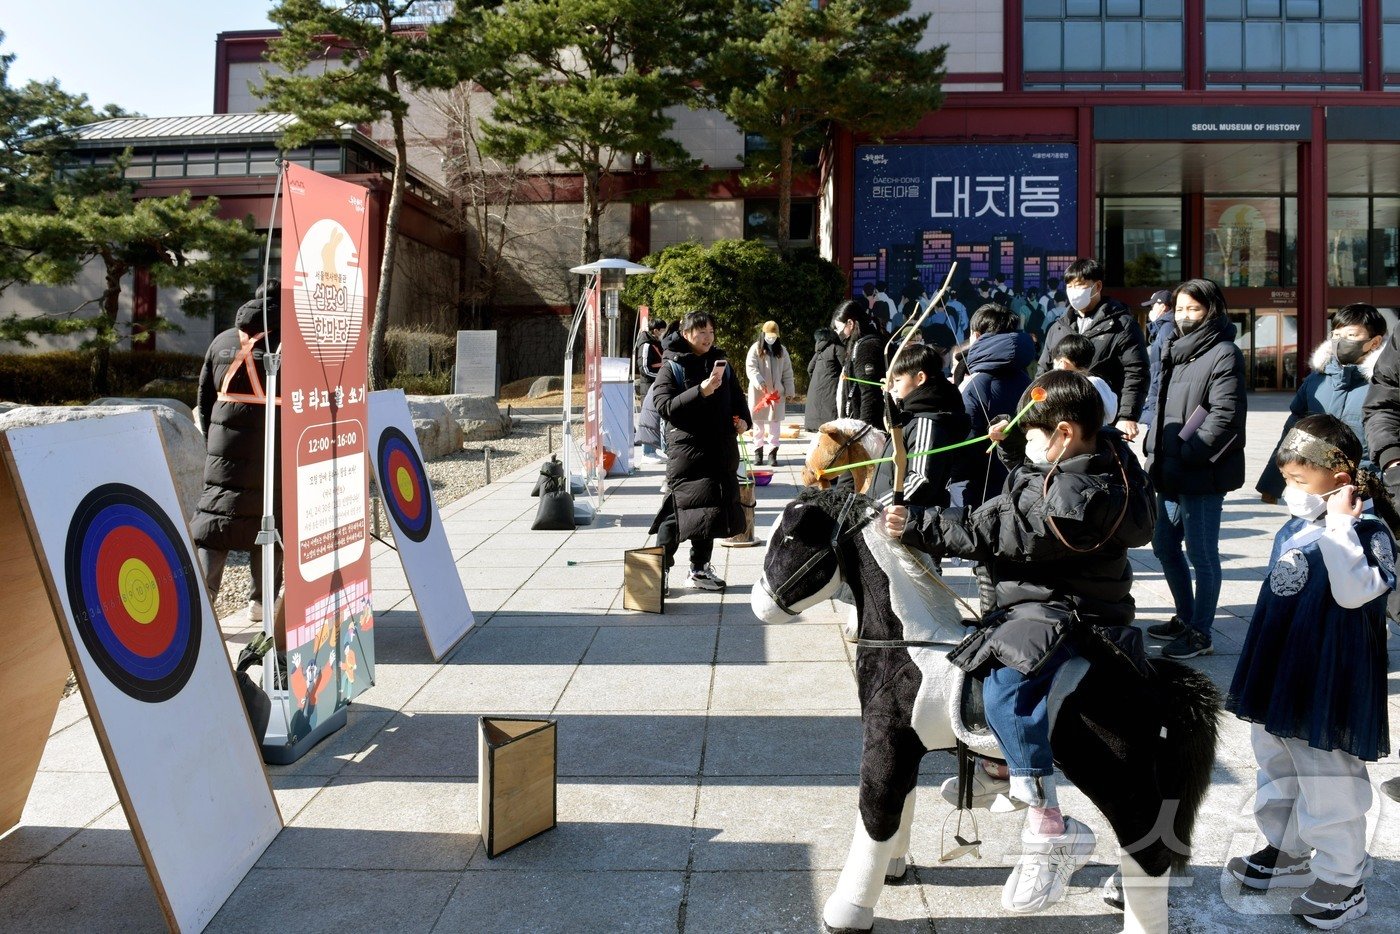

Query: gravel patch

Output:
[212, 414, 576, 620]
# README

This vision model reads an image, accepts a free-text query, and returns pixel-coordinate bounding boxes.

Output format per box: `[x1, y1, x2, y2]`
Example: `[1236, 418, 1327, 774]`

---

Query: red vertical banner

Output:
[279, 164, 374, 740]
[583, 279, 604, 492]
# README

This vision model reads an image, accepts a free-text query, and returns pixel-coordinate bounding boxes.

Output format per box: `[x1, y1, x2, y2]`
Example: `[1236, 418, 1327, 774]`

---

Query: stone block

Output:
[528, 375, 564, 398]
[404, 396, 463, 460]
[0, 403, 205, 519]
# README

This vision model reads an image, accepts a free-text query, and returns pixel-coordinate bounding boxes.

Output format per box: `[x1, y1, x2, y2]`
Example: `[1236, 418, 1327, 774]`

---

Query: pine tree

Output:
[262, 0, 443, 390]
[706, 0, 945, 252]
[440, 0, 709, 266]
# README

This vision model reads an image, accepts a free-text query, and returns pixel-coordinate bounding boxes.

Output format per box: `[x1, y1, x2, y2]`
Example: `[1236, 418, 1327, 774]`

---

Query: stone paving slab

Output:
[7, 394, 1400, 932]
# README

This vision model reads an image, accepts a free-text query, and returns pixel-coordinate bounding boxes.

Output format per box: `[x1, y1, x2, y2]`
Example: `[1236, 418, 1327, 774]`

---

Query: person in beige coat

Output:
[745, 320, 796, 466]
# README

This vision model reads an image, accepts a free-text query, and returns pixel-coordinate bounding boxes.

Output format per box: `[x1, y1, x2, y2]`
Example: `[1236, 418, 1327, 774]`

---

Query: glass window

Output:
[1024, 0, 1183, 87]
[1065, 22, 1104, 69]
[1024, 22, 1063, 70]
[1104, 22, 1143, 69]
[744, 199, 815, 244]
[1207, 22, 1244, 68]
[1324, 22, 1361, 70]
[1245, 21, 1284, 70]
[1204, 197, 1295, 287]
[1144, 21, 1185, 69]
[1099, 197, 1184, 286]
[1208, 0, 1362, 78]
[1387, 25, 1400, 71]
[1285, 22, 1323, 70]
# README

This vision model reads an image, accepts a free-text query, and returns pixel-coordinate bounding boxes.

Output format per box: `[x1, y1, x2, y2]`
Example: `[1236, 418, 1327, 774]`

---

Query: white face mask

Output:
[1282, 486, 1327, 520]
[764, 335, 777, 346]
[1066, 284, 1095, 312]
[1025, 433, 1054, 467]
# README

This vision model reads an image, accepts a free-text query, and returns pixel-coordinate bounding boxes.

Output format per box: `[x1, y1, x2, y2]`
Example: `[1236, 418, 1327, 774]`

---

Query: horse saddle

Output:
[958, 671, 989, 734]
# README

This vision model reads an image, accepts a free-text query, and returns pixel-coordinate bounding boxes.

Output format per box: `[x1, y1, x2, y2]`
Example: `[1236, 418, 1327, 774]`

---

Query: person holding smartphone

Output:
[649, 311, 751, 593]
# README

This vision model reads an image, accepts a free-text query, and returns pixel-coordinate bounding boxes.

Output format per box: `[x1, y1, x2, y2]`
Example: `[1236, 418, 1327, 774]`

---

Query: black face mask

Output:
[1177, 315, 1203, 335]
[1333, 337, 1369, 366]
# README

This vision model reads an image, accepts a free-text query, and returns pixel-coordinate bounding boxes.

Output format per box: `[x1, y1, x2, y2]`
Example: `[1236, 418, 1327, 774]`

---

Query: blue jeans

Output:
[1151, 492, 1224, 637]
[982, 650, 1068, 778]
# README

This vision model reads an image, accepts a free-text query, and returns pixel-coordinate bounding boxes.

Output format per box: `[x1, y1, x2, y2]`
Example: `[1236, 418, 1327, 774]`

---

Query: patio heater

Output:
[558, 259, 654, 523]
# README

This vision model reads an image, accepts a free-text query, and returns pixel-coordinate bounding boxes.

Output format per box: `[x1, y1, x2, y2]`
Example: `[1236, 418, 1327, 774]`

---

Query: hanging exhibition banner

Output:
[0, 413, 280, 932]
[367, 390, 474, 660]
[1204, 197, 1285, 288]
[852, 143, 1079, 296]
[279, 163, 375, 741]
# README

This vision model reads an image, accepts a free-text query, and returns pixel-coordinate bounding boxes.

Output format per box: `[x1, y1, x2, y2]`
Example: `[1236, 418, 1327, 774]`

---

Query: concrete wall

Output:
[649, 200, 744, 251]
[912, 0, 1005, 90]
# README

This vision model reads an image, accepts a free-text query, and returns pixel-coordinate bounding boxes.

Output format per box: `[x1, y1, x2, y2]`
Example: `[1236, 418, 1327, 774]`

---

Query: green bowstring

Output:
[845, 376, 885, 387]
[818, 396, 1041, 478]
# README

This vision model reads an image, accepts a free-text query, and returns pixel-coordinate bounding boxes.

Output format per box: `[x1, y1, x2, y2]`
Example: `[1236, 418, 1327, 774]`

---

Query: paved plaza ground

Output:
[3, 392, 1400, 932]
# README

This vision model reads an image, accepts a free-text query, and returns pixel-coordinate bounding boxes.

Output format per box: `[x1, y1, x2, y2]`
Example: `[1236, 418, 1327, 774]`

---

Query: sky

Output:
[3, 1, 277, 118]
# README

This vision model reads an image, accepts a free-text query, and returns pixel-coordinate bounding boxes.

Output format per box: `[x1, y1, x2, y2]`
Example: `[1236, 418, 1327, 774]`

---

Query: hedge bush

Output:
[0, 350, 202, 405]
[622, 240, 846, 392]
[386, 371, 453, 396]
[385, 327, 456, 378]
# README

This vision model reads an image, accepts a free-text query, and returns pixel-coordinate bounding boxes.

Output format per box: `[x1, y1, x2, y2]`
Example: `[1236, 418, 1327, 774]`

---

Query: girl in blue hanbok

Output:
[1226, 414, 1398, 930]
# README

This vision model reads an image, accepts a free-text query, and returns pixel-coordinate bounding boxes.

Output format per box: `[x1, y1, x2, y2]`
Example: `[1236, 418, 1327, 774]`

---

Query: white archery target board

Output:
[368, 390, 475, 658]
[0, 412, 281, 933]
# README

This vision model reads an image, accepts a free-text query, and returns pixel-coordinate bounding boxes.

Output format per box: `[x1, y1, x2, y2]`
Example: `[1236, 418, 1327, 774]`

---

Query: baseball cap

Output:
[1141, 289, 1171, 307]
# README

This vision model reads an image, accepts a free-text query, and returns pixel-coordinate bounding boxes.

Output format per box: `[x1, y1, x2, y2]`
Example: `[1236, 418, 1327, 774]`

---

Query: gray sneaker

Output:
[688, 563, 726, 591]
[1162, 628, 1213, 659]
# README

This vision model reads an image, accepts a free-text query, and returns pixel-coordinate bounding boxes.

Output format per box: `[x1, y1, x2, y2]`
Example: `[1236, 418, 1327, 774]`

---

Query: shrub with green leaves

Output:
[623, 239, 846, 391]
[0, 350, 201, 405]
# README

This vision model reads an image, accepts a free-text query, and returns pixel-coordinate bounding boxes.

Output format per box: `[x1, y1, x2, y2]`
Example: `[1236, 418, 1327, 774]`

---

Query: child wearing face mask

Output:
[745, 321, 796, 466]
[882, 370, 1155, 914]
[1225, 414, 1397, 930]
[1256, 304, 1387, 506]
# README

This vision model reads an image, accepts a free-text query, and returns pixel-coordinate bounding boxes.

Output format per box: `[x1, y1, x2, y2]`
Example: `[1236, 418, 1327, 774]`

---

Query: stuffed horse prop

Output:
[803, 419, 889, 494]
[751, 487, 1221, 934]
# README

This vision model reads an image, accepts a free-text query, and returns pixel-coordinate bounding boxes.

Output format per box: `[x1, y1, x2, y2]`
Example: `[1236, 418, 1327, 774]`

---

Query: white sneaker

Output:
[1001, 817, 1096, 913]
[939, 770, 1027, 811]
[688, 563, 726, 591]
[248, 599, 263, 623]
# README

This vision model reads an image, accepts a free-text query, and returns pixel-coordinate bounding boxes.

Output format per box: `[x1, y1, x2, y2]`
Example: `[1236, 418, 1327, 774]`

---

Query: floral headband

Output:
[1278, 427, 1354, 474]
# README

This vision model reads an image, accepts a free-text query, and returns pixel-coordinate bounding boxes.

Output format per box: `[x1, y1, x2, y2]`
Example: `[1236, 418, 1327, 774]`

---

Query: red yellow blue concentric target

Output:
[377, 426, 431, 543]
[64, 484, 201, 703]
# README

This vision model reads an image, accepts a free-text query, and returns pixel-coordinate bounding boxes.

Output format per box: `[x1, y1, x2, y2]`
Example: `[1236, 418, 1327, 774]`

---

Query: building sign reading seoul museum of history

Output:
[853, 144, 1078, 296]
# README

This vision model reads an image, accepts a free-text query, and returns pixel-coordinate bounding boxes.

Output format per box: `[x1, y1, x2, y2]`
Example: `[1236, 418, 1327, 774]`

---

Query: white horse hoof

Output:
[822, 895, 874, 933]
[885, 854, 909, 882]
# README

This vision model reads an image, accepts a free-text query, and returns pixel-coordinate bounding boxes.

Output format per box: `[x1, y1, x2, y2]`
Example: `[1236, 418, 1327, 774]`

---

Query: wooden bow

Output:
[883, 262, 958, 507]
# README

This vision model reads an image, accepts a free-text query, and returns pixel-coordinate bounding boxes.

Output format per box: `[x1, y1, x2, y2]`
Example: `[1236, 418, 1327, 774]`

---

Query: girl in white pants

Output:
[745, 321, 794, 466]
[1225, 416, 1398, 930]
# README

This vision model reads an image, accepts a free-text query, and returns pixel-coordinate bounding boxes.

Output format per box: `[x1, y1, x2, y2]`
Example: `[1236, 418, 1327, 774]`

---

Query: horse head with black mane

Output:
[752, 486, 1221, 934]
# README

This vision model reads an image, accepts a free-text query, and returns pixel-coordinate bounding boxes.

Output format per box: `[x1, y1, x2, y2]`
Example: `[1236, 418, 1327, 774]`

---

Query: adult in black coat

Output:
[1036, 258, 1150, 440]
[1143, 278, 1247, 660]
[650, 312, 752, 590]
[805, 326, 845, 431]
[1362, 319, 1400, 627]
[834, 300, 886, 430]
[191, 281, 284, 618]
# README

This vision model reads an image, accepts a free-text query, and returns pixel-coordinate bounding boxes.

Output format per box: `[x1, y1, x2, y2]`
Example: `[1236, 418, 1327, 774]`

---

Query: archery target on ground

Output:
[65, 483, 201, 703]
[378, 425, 431, 543]
[1, 412, 280, 934]
[368, 390, 474, 659]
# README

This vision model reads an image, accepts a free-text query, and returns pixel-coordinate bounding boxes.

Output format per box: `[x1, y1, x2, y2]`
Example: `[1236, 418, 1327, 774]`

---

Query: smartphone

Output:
[711, 360, 726, 375]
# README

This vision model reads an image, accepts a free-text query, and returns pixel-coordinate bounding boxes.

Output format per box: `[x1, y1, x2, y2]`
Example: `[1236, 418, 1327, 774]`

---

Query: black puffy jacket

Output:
[840, 328, 886, 428]
[1036, 296, 1150, 423]
[902, 429, 1156, 674]
[191, 296, 282, 552]
[651, 337, 752, 542]
[1143, 313, 1247, 496]
[1364, 328, 1400, 474]
[805, 328, 845, 431]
